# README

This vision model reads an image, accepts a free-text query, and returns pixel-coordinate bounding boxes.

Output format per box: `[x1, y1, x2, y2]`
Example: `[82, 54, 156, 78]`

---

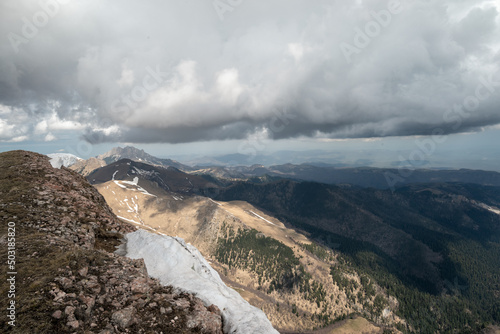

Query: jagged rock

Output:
[64, 305, 75, 318]
[174, 298, 191, 309]
[112, 306, 136, 328]
[67, 320, 79, 329]
[187, 299, 224, 334]
[78, 266, 88, 277]
[98, 328, 114, 334]
[130, 277, 150, 294]
[160, 306, 172, 314]
[52, 310, 62, 319]
[208, 304, 222, 316]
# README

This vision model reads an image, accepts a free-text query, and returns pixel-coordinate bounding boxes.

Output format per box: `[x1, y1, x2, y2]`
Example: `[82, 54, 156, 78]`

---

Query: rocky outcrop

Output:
[0, 150, 223, 333]
[48, 253, 222, 333]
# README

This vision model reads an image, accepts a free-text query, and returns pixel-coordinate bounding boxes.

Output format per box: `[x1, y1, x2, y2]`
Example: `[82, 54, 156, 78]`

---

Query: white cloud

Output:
[0, 105, 12, 115]
[98, 125, 121, 136]
[215, 68, 244, 105]
[288, 43, 307, 62]
[0, 119, 16, 139]
[44, 132, 57, 142]
[47, 113, 85, 131]
[9, 135, 29, 143]
[34, 120, 48, 135]
[117, 64, 135, 87]
[0, 115, 29, 142]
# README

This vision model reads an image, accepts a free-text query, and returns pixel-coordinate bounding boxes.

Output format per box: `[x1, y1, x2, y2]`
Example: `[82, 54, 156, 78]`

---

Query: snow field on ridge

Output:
[124, 229, 279, 334]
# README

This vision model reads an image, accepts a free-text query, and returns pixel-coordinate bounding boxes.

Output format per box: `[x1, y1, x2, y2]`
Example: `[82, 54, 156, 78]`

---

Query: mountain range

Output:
[73, 146, 500, 333]
[7, 146, 498, 333]
[71, 146, 500, 189]
[97, 146, 193, 171]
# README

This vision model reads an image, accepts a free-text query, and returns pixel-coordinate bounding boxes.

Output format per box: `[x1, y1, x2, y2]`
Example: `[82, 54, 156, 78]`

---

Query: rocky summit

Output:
[0, 151, 223, 333]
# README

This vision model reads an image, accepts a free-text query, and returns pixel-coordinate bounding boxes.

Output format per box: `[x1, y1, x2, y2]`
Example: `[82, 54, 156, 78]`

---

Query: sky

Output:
[1, 0, 500, 169]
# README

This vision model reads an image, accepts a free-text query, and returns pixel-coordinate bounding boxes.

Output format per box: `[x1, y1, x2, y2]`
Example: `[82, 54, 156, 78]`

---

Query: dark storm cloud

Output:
[82, 121, 259, 144]
[1, 0, 500, 144]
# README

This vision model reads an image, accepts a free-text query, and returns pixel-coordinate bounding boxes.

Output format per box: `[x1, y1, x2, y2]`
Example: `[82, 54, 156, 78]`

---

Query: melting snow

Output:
[249, 211, 276, 226]
[121, 177, 139, 186]
[478, 202, 500, 215]
[136, 186, 156, 197]
[112, 179, 156, 197]
[48, 153, 82, 169]
[124, 230, 279, 334]
[113, 181, 126, 189]
[116, 215, 142, 225]
[132, 167, 155, 177]
[209, 199, 221, 206]
[124, 198, 139, 214]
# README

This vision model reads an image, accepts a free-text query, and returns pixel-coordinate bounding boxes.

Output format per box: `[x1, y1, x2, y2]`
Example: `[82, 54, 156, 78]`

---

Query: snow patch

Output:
[136, 186, 156, 197]
[132, 166, 155, 177]
[478, 202, 500, 215]
[209, 198, 221, 206]
[121, 177, 139, 186]
[48, 153, 82, 169]
[113, 180, 126, 189]
[124, 230, 279, 334]
[116, 215, 142, 225]
[112, 179, 156, 197]
[249, 210, 276, 226]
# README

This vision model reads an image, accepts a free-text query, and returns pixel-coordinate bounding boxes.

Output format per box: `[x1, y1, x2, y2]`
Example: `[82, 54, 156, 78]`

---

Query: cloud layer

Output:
[1, 0, 500, 144]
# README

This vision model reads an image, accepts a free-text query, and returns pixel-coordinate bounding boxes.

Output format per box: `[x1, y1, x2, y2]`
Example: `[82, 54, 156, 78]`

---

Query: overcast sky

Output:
[1, 0, 500, 168]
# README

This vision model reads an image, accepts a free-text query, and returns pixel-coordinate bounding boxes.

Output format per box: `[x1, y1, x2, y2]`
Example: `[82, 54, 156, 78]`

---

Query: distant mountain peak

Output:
[96, 146, 192, 171]
[98, 146, 147, 160]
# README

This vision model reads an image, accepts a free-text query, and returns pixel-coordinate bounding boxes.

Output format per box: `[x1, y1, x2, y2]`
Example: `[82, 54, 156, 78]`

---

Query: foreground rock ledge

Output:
[0, 150, 223, 333]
